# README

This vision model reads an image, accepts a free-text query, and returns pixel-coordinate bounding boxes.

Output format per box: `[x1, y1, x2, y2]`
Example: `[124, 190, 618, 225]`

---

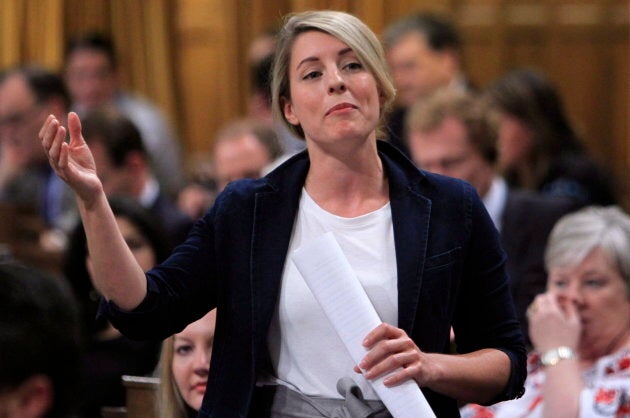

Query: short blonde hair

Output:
[271, 10, 396, 140]
[545, 206, 630, 292]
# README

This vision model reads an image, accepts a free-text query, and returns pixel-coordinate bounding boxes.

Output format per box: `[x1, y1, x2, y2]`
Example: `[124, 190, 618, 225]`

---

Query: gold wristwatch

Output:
[540, 346, 577, 367]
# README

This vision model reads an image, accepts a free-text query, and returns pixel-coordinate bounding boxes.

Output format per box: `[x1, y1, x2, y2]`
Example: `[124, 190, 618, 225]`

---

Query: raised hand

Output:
[527, 292, 581, 353]
[40, 112, 102, 207]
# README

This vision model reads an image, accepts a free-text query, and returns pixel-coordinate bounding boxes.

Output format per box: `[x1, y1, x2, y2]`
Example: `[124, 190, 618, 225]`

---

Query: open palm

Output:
[40, 112, 102, 205]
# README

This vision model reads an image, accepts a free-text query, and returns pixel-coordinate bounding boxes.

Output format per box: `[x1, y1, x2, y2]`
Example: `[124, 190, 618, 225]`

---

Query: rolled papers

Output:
[292, 232, 436, 418]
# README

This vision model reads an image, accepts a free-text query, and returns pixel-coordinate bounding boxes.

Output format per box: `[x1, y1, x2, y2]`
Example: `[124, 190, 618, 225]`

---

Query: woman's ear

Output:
[281, 97, 299, 126]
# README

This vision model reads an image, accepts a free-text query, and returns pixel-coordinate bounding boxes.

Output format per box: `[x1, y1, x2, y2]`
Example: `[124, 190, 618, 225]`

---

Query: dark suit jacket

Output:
[385, 106, 411, 159]
[500, 190, 577, 344]
[149, 191, 194, 249]
[104, 141, 526, 417]
[1, 164, 76, 230]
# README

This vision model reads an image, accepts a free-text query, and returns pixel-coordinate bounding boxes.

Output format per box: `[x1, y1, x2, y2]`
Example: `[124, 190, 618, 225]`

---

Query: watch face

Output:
[541, 346, 576, 366]
[542, 351, 559, 366]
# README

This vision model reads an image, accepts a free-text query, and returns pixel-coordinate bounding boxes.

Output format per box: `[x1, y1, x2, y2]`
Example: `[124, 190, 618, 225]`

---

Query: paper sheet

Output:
[291, 232, 436, 418]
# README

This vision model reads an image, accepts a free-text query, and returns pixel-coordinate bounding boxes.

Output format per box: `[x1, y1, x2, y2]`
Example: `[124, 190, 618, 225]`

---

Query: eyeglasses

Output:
[65, 67, 113, 82]
[0, 103, 43, 129]
[419, 154, 470, 173]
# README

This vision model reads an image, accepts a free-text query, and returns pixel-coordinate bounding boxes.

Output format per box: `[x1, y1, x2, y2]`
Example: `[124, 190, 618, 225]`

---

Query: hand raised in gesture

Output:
[40, 112, 103, 207]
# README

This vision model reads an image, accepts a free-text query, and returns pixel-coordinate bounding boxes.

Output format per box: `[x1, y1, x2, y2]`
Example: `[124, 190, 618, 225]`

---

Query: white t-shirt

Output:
[266, 189, 398, 399]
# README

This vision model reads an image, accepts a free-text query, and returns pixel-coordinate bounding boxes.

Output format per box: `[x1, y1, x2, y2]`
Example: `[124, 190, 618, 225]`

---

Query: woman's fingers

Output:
[59, 142, 69, 170]
[363, 323, 402, 348]
[359, 324, 422, 384]
[67, 111, 84, 147]
[40, 116, 59, 152]
[363, 349, 418, 380]
[48, 125, 66, 164]
[39, 114, 55, 142]
[383, 363, 423, 387]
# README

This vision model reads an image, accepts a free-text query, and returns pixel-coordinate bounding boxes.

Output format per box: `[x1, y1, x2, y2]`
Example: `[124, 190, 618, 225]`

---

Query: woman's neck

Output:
[579, 322, 630, 364]
[305, 138, 388, 217]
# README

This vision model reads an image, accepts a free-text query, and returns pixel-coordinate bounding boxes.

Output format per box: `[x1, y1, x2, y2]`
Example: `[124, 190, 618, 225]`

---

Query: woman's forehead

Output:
[290, 30, 351, 57]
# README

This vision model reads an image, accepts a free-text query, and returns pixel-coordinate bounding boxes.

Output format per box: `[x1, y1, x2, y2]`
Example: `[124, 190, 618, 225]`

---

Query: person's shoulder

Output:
[507, 188, 577, 215]
[153, 192, 194, 225]
[378, 140, 469, 190]
[115, 91, 166, 120]
[421, 169, 472, 192]
[216, 152, 309, 211]
[218, 178, 268, 204]
[415, 169, 478, 210]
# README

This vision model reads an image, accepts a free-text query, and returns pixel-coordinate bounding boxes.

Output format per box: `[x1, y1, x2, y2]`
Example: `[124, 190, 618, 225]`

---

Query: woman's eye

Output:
[303, 71, 321, 80]
[344, 61, 363, 71]
[175, 345, 193, 356]
[584, 278, 605, 288]
[551, 279, 567, 288]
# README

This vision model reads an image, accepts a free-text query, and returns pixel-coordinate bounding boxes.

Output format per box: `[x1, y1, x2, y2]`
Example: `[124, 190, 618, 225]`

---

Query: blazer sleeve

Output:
[453, 189, 527, 403]
[100, 188, 231, 341]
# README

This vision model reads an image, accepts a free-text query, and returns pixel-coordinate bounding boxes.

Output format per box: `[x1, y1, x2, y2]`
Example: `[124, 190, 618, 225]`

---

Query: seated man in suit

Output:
[406, 90, 576, 344]
[177, 118, 284, 220]
[383, 13, 471, 158]
[64, 32, 184, 197]
[0, 66, 77, 255]
[80, 108, 192, 250]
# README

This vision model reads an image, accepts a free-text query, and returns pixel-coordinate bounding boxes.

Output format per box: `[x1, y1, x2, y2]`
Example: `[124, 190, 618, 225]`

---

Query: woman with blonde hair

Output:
[41, 10, 525, 417]
[157, 309, 216, 418]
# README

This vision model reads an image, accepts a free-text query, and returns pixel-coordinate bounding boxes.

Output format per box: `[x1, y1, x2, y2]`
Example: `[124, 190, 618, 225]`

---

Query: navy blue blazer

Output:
[105, 141, 526, 417]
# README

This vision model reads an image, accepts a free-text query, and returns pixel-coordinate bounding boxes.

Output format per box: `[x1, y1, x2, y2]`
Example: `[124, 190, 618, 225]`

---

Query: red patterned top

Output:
[460, 348, 630, 418]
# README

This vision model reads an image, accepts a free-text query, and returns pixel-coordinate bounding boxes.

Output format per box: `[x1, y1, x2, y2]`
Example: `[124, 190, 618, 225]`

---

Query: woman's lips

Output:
[326, 103, 357, 116]
[193, 382, 207, 394]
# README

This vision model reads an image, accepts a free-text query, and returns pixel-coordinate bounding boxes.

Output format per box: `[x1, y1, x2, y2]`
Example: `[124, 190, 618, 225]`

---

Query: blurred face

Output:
[409, 116, 493, 196]
[116, 216, 156, 271]
[87, 215, 157, 275]
[282, 31, 381, 148]
[548, 248, 630, 356]
[172, 309, 217, 411]
[65, 49, 117, 110]
[89, 140, 134, 197]
[495, 113, 534, 171]
[0, 74, 50, 166]
[387, 33, 456, 107]
[0, 375, 53, 418]
[213, 134, 271, 191]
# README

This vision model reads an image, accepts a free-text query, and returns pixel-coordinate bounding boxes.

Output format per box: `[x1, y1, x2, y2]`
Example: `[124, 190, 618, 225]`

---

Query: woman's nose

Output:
[558, 283, 583, 306]
[193, 349, 210, 372]
[328, 71, 346, 94]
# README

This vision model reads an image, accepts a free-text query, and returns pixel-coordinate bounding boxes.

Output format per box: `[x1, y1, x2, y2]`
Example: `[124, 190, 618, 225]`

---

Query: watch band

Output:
[540, 346, 577, 367]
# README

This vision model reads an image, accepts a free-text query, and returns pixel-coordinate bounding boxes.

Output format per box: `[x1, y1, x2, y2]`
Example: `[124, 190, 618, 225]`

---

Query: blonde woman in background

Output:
[157, 309, 216, 418]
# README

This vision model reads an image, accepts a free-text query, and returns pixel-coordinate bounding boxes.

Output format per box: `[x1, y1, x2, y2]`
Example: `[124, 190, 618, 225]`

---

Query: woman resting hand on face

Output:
[40, 10, 526, 417]
[462, 206, 630, 418]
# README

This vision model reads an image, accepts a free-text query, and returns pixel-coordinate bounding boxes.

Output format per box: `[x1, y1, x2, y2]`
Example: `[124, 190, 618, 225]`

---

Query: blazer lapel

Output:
[250, 144, 431, 341]
[381, 148, 432, 335]
[250, 156, 309, 348]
